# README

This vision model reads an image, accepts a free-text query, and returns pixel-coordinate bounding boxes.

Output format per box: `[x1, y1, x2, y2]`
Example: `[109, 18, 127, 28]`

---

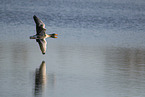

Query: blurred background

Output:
[1, 0, 145, 97]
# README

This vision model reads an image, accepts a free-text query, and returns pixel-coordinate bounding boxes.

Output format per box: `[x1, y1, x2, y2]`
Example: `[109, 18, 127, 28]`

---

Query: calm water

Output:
[1, 0, 145, 97]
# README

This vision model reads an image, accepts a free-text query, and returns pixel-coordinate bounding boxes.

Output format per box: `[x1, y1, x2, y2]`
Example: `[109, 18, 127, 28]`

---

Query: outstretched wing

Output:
[33, 15, 46, 35]
[36, 39, 47, 55]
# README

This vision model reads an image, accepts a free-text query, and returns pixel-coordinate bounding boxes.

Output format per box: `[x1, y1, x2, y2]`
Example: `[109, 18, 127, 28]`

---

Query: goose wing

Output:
[36, 39, 47, 55]
[33, 15, 46, 36]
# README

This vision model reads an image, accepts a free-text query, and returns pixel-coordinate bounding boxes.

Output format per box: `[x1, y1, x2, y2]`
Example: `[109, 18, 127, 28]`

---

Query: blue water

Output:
[1, 0, 145, 47]
[1, 0, 145, 97]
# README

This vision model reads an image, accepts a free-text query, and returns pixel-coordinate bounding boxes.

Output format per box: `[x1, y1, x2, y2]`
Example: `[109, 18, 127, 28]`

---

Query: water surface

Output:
[1, 0, 145, 97]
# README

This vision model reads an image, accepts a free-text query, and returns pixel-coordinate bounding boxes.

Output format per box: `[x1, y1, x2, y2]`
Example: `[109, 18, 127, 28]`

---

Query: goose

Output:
[30, 15, 57, 55]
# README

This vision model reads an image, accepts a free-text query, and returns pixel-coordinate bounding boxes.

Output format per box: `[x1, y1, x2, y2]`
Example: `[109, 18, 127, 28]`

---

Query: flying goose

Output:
[30, 15, 57, 55]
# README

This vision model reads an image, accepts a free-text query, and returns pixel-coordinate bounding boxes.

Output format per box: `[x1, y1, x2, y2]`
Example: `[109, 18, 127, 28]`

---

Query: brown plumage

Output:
[30, 15, 57, 55]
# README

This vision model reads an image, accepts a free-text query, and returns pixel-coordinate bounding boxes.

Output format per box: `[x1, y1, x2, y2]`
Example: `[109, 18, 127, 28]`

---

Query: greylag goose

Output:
[30, 15, 57, 55]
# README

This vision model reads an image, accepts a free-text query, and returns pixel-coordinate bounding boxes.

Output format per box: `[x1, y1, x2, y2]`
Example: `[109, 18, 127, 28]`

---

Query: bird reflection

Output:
[34, 61, 46, 96]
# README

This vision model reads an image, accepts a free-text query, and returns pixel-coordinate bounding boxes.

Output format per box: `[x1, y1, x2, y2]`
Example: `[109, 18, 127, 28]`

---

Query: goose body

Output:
[30, 15, 57, 55]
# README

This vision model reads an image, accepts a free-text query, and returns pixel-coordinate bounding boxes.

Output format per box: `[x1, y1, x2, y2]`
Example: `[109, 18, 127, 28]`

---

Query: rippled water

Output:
[1, 0, 145, 97]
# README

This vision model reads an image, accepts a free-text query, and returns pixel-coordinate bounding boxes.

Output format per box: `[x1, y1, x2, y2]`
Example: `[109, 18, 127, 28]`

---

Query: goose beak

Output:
[54, 34, 58, 38]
